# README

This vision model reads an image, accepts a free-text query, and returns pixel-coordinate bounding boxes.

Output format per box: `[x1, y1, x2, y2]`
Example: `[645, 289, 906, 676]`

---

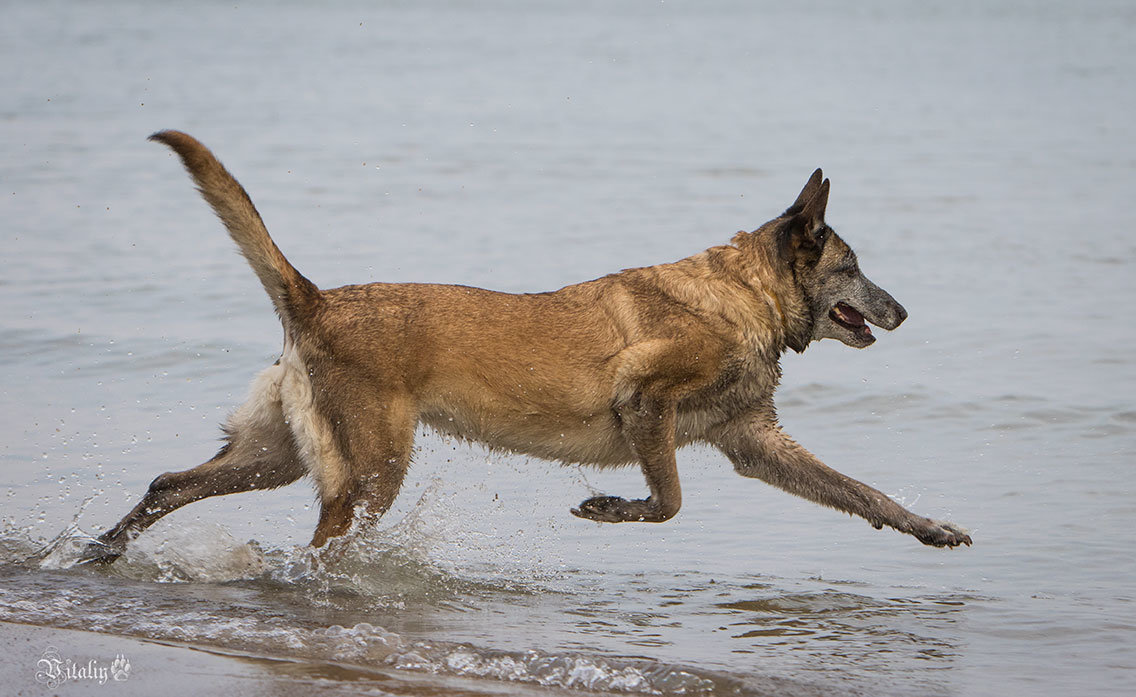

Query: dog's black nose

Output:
[893, 302, 908, 327]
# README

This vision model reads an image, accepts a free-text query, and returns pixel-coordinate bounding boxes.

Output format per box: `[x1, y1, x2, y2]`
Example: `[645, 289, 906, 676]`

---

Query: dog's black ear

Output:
[781, 178, 830, 266]
[800, 177, 829, 225]
[783, 168, 824, 217]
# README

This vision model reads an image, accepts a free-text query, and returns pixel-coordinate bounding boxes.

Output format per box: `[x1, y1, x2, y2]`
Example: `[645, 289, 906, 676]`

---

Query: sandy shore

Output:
[0, 621, 581, 697]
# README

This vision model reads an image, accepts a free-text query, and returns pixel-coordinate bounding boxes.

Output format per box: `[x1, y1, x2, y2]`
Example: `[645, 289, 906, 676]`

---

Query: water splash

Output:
[30, 494, 99, 569]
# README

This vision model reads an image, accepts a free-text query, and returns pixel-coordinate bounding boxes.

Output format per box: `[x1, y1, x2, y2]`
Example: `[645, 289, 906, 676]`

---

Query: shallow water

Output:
[2, 1, 1135, 695]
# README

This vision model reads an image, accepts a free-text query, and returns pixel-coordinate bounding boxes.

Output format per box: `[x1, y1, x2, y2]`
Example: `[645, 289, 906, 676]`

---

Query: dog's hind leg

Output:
[307, 389, 417, 548]
[81, 366, 305, 564]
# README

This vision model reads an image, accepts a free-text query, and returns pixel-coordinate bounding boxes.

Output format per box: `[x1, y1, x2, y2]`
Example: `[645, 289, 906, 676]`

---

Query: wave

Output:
[0, 503, 774, 696]
[0, 540, 761, 696]
[0, 481, 946, 697]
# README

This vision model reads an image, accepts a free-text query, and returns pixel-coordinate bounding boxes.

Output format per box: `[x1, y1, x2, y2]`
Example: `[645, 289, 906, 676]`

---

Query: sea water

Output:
[2, 1, 1134, 695]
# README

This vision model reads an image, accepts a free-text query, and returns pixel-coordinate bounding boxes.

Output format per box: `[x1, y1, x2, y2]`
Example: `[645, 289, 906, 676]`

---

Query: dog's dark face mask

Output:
[780, 170, 908, 349]
[801, 231, 907, 348]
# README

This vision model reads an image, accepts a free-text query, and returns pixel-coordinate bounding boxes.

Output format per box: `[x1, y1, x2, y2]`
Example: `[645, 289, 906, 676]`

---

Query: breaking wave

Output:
[0, 490, 766, 696]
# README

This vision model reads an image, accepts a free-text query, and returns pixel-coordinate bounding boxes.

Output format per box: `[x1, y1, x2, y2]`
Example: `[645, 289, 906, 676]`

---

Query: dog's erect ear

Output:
[800, 177, 830, 226]
[783, 168, 824, 217]
[781, 178, 830, 266]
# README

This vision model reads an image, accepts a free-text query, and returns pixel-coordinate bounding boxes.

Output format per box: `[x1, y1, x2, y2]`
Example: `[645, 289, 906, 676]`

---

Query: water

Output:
[2, 1, 1134, 695]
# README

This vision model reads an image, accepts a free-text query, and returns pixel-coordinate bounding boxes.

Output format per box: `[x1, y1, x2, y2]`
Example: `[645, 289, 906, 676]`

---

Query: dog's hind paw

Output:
[912, 519, 972, 548]
[74, 539, 124, 565]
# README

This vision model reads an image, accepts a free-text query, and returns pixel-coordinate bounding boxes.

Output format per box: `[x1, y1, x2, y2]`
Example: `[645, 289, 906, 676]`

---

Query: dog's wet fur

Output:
[82, 131, 970, 564]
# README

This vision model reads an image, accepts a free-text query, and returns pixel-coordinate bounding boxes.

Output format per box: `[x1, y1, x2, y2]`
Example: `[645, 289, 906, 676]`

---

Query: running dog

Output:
[83, 131, 970, 563]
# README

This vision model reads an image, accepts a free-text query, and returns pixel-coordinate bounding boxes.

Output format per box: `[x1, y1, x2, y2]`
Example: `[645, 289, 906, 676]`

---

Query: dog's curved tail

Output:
[149, 130, 320, 334]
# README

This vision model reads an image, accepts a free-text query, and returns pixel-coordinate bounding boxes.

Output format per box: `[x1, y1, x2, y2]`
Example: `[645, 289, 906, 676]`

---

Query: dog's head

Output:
[765, 169, 907, 351]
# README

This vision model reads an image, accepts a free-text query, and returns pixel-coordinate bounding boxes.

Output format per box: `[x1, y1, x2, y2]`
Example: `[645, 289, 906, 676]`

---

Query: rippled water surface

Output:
[2, 1, 1134, 695]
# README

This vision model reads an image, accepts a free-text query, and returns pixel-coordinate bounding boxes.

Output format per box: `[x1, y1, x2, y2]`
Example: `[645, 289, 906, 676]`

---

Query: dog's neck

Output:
[724, 233, 815, 353]
[657, 239, 813, 355]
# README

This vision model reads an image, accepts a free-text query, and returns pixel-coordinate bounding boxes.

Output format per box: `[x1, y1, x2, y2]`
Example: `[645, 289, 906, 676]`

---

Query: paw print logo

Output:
[111, 654, 131, 682]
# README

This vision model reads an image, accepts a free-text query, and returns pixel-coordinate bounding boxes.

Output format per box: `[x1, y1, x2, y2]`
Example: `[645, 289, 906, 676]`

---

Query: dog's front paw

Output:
[572, 495, 677, 523]
[912, 518, 972, 548]
[571, 495, 649, 523]
[572, 495, 633, 522]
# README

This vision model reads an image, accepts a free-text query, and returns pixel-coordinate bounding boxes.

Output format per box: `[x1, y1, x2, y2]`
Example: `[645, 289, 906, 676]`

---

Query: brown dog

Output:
[83, 131, 970, 564]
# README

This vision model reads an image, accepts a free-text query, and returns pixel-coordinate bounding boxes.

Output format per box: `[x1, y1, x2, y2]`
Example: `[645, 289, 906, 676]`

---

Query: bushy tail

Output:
[149, 130, 320, 333]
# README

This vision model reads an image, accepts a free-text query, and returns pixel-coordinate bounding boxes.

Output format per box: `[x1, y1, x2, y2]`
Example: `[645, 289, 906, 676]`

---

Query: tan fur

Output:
[82, 133, 970, 565]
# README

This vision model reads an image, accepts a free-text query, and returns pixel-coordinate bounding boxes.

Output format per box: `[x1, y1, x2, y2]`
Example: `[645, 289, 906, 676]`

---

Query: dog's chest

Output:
[674, 351, 779, 442]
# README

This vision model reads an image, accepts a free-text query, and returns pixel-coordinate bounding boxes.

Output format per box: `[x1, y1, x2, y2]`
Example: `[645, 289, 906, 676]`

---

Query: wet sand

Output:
[0, 621, 587, 697]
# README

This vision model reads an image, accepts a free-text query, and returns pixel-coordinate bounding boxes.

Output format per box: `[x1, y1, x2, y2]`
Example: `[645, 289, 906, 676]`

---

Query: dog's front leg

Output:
[713, 413, 971, 548]
[571, 394, 681, 523]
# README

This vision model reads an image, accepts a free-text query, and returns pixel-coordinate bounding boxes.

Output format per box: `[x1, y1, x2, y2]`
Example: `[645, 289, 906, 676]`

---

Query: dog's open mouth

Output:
[830, 302, 874, 341]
